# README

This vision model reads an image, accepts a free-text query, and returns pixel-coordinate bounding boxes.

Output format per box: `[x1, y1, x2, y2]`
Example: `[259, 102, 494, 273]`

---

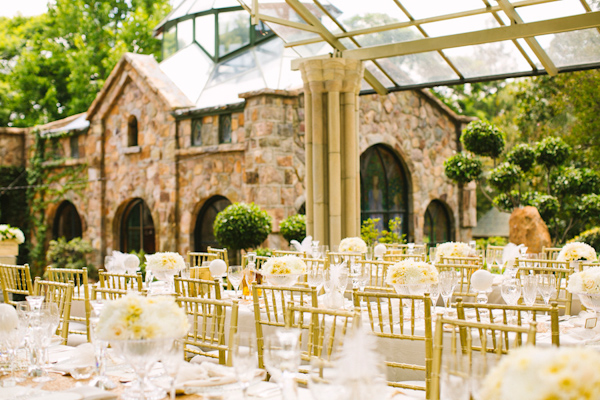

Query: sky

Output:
[0, 0, 49, 17]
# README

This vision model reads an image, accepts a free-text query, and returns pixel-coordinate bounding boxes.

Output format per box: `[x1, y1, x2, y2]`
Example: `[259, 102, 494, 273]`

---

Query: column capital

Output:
[299, 58, 364, 94]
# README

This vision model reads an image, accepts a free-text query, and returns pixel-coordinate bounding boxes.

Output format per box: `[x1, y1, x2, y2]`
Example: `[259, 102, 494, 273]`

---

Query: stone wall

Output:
[0, 129, 26, 167]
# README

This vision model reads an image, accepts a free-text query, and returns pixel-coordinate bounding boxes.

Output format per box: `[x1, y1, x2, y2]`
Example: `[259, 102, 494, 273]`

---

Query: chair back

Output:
[46, 267, 91, 341]
[516, 259, 573, 314]
[91, 286, 128, 300]
[207, 247, 229, 267]
[435, 256, 483, 299]
[383, 253, 427, 263]
[188, 252, 217, 268]
[273, 250, 306, 257]
[455, 298, 559, 347]
[251, 283, 318, 368]
[430, 314, 537, 400]
[386, 243, 427, 255]
[174, 276, 222, 299]
[0, 263, 33, 305]
[33, 278, 74, 345]
[304, 257, 328, 285]
[542, 246, 563, 260]
[353, 289, 433, 395]
[354, 259, 394, 288]
[176, 296, 239, 366]
[242, 255, 270, 270]
[98, 270, 143, 292]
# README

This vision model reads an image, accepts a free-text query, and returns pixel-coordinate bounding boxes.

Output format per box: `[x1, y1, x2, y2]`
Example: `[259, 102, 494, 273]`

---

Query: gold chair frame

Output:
[174, 276, 222, 299]
[33, 278, 74, 345]
[435, 256, 483, 300]
[516, 259, 573, 314]
[98, 269, 143, 292]
[0, 263, 33, 305]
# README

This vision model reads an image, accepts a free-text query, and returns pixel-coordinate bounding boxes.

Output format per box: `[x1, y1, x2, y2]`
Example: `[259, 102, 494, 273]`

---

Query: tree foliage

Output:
[461, 121, 506, 159]
[213, 203, 272, 251]
[279, 214, 306, 245]
[0, 0, 171, 127]
[443, 153, 483, 185]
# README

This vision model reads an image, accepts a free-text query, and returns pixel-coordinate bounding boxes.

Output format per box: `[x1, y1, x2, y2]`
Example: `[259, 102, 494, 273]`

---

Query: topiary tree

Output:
[461, 120, 506, 159]
[213, 202, 272, 252]
[507, 144, 536, 173]
[443, 153, 483, 185]
[536, 136, 571, 193]
[279, 214, 306, 244]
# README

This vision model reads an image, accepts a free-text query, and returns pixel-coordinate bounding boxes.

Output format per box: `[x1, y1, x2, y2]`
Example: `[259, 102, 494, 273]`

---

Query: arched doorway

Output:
[53, 201, 82, 240]
[194, 196, 231, 252]
[120, 198, 155, 253]
[424, 200, 452, 246]
[360, 144, 410, 239]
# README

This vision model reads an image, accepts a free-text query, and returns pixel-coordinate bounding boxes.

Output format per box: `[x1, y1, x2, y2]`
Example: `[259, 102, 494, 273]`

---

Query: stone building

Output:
[2, 1, 476, 266]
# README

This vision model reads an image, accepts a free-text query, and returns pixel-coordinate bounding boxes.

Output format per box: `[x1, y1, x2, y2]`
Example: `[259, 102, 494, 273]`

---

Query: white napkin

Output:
[290, 236, 313, 256]
[66, 386, 118, 400]
[177, 361, 265, 388]
[52, 343, 96, 374]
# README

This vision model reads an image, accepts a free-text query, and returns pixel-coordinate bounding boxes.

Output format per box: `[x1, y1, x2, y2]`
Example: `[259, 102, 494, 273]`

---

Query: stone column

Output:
[299, 58, 363, 246]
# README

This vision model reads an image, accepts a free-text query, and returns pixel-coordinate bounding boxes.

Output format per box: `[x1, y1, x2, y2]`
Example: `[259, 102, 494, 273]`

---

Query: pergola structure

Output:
[236, 0, 600, 246]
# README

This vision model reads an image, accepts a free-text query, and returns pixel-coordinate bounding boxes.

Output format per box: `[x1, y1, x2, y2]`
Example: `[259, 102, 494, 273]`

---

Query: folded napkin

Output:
[177, 361, 265, 390]
[52, 343, 96, 374]
[66, 386, 118, 400]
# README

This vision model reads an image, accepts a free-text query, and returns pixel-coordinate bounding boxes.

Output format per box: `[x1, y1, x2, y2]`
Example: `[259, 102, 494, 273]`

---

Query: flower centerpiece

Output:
[145, 252, 186, 289]
[385, 259, 438, 295]
[479, 346, 600, 400]
[557, 242, 597, 263]
[0, 224, 25, 256]
[339, 237, 367, 253]
[433, 241, 472, 264]
[262, 255, 307, 286]
[96, 295, 189, 400]
[567, 267, 600, 314]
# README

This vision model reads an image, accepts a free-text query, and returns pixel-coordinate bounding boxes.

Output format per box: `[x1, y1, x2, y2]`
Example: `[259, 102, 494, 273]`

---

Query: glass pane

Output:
[291, 42, 333, 58]
[516, 38, 541, 68]
[196, 14, 216, 56]
[423, 209, 432, 244]
[167, 0, 197, 21]
[379, 147, 406, 212]
[219, 114, 232, 143]
[538, 29, 600, 68]
[256, 1, 307, 23]
[420, 13, 500, 37]
[322, 0, 409, 32]
[192, 119, 203, 146]
[255, 20, 272, 40]
[264, 21, 320, 43]
[210, 50, 256, 85]
[379, 51, 458, 85]
[219, 10, 250, 56]
[400, 0, 484, 20]
[70, 136, 79, 158]
[177, 18, 194, 49]
[212, 0, 240, 8]
[188, 0, 216, 14]
[195, 197, 231, 251]
[163, 25, 177, 59]
[361, 148, 386, 213]
[354, 26, 423, 47]
[364, 60, 394, 88]
[515, 0, 586, 23]
[443, 41, 532, 78]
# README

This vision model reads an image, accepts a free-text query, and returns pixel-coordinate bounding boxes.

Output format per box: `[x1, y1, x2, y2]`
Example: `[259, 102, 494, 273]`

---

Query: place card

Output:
[585, 316, 597, 329]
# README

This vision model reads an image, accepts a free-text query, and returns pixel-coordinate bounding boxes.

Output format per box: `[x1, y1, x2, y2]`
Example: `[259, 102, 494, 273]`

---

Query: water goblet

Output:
[264, 330, 300, 400]
[232, 334, 257, 400]
[26, 295, 44, 312]
[537, 274, 556, 306]
[429, 282, 441, 308]
[439, 270, 459, 312]
[0, 323, 25, 387]
[429, 247, 437, 264]
[307, 267, 324, 294]
[228, 265, 244, 298]
[485, 250, 495, 270]
[501, 278, 521, 306]
[521, 275, 538, 322]
[161, 339, 184, 400]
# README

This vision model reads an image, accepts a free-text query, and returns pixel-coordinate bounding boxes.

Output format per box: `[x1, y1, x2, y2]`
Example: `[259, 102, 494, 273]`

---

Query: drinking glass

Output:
[180, 262, 191, 279]
[263, 330, 300, 400]
[429, 247, 437, 264]
[441, 352, 470, 400]
[89, 299, 116, 390]
[522, 275, 538, 322]
[243, 267, 257, 300]
[537, 274, 556, 306]
[307, 267, 324, 294]
[0, 322, 25, 387]
[336, 269, 349, 296]
[232, 334, 257, 400]
[500, 278, 521, 306]
[429, 283, 440, 308]
[26, 295, 44, 312]
[161, 339, 183, 400]
[228, 265, 244, 298]
[365, 247, 374, 261]
[28, 310, 53, 382]
[439, 271, 459, 310]
[485, 250, 495, 270]
[308, 356, 349, 400]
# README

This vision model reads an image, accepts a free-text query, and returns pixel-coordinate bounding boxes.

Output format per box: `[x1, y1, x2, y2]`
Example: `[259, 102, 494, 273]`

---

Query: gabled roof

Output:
[87, 53, 193, 121]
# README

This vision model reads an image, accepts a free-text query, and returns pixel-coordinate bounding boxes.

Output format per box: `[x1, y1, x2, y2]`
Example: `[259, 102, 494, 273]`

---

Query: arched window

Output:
[194, 196, 231, 252]
[424, 200, 452, 246]
[120, 198, 155, 253]
[53, 201, 82, 241]
[127, 115, 138, 147]
[360, 145, 409, 238]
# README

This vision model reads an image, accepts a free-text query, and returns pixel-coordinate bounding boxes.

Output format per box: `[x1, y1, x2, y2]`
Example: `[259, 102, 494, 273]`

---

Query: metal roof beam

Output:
[339, 11, 600, 62]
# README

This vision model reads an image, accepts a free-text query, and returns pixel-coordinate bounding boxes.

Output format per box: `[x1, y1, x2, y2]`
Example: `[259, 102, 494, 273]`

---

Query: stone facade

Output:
[5, 53, 475, 267]
[0, 128, 26, 167]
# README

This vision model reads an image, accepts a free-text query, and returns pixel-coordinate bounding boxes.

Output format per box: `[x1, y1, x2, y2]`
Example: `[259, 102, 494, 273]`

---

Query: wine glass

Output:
[485, 250, 496, 270]
[537, 274, 556, 306]
[439, 271, 459, 311]
[232, 334, 257, 400]
[501, 278, 521, 306]
[26, 295, 45, 312]
[429, 247, 437, 264]
[521, 275, 538, 322]
[161, 339, 184, 400]
[228, 265, 244, 298]
[429, 282, 441, 309]
[307, 267, 324, 294]
[0, 322, 26, 387]
[28, 309, 54, 382]
[365, 247, 374, 261]
[263, 330, 300, 400]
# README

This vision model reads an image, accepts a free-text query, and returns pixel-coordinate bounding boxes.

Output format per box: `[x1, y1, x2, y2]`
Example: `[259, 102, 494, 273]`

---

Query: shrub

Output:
[488, 163, 521, 192]
[213, 202, 272, 251]
[444, 153, 483, 185]
[507, 143, 536, 173]
[361, 218, 380, 247]
[536, 136, 571, 170]
[279, 214, 306, 244]
[570, 227, 600, 253]
[461, 120, 505, 159]
[254, 248, 273, 257]
[46, 237, 96, 279]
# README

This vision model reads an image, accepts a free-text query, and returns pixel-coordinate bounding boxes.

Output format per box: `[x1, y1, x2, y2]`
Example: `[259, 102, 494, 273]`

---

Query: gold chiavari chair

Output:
[0, 263, 33, 305]
[542, 246, 562, 260]
[383, 253, 427, 263]
[190, 266, 211, 280]
[174, 276, 222, 299]
[580, 261, 599, 272]
[435, 256, 483, 301]
[252, 283, 318, 369]
[430, 315, 538, 400]
[304, 257, 328, 286]
[354, 259, 394, 289]
[352, 289, 433, 396]
[285, 303, 361, 382]
[98, 269, 143, 292]
[273, 250, 306, 258]
[33, 278, 74, 345]
[207, 246, 229, 268]
[188, 252, 217, 268]
[386, 243, 427, 255]
[242, 254, 270, 269]
[516, 259, 573, 314]
[326, 251, 362, 266]
[91, 286, 127, 300]
[485, 244, 504, 264]
[46, 267, 92, 341]
[176, 296, 239, 366]
[455, 298, 560, 346]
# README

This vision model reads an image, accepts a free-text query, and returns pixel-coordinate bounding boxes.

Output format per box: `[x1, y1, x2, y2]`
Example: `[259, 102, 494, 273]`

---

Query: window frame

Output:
[120, 198, 156, 254]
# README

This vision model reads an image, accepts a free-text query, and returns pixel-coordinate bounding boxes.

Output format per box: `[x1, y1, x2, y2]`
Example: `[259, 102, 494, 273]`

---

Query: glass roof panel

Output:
[198, 69, 265, 107]
[212, 0, 240, 8]
[263, 21, 319, 43]
[515, 0, 586, 23]
[188, 0, 215, 15]
[516, 38, 542, 68]
[378, 51, 459, 85]
[320, 0, 409, 31]
[196, 14, 216, 56]
[218, 10, 251, 56]
[291, 42, 333, 58]
[167, 0, 197, 21]
[443, 41, 532, 78]
[420, 13, 501, 37]
[586, 0, 600, 11]
[256, 40, 303, 89]
[210, 49, 257, 85]
[255, 1, 307, 23]
[399, 0, 484, 20]
[537, 28, 600, 68]
[339, 38, 357, 49]
[364, 60, 395, 88]
[354, 26, 424, 48]
[177, 18, 194, 49]
[160, 43, 214, 103]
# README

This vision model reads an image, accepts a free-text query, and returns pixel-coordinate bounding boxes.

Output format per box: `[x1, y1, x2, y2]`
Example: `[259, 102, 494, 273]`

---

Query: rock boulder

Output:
[508, 206, 552, 253]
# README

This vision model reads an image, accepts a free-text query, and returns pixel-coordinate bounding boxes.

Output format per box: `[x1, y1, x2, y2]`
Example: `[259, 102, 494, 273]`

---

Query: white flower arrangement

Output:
[339, 237, 367, 253]
[262, 255, 307, 275]
[0, 224, 25, 244]
[145, 252, 186, 272]
[434, 242, 471, 263]
[557, 242, 597, 262]
[385, 259, 439, 286]
[95, 294, 189, 341]
[567, 267, 600, 295]
[480, 346, 600, 400]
